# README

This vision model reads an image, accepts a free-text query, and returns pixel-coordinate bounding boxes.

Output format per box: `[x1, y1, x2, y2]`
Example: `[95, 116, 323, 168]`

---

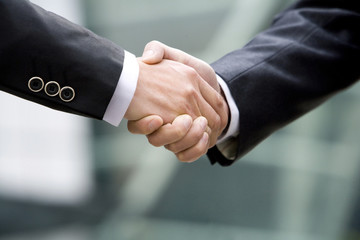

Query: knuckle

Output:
[177, 152, 201, 163]
[164, 144, 172, 151]
[181, 97, 199, 119]
[209, 114, 221, 130]
[216, 100, 228, 129]
[208, 137, 217, 148]
[127, 125, 136, 134]
[147, 40, 160, 47]
[205, 126, 212, 136]
[174, 126, 186, 139]
[221, 117, 228, 131]
[128, 128, 138, 134]
[194, 127, 206, 141]
[182, 102, 195, 116]
[184, 85, 196, 98]
[165, 144, 180, 154]
[176, 152, 190, 163]
[216, 94, 225, 109]
[215, 115, 222, 128]
[194, 144, 207, 156]
[183, 66, 197, 78]
[147, 136, 162, 147]
[127, 121, 139, 134]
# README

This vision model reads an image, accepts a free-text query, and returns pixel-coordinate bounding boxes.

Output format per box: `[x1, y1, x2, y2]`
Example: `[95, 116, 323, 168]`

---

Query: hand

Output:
[128, 41, 229, 162]
[142, 41, 221, 94]
[128, 114, 212, 162]
[125, 58, 225, 132]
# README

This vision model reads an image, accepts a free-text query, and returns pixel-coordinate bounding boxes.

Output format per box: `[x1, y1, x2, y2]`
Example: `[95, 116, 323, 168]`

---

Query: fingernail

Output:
[201, 132, 209, 144]
[143, 50, 154, 58]
[148, 119, 157, 132]
[183, 116, 192, 130]
[199, 117, 207, 130]
[148, 117, 162, 132]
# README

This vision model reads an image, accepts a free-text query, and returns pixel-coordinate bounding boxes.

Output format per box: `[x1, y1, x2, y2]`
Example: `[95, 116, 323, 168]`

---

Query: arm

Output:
[0, 0, 125, 119]
[129, 0, 360, 165]
[0, 0, 227, 134]
[209, 0, 360, 165]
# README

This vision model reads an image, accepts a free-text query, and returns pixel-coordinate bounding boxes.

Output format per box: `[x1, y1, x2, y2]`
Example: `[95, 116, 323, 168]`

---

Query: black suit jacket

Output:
[0, 0, 124, 119]
[208, 0, 360, 166]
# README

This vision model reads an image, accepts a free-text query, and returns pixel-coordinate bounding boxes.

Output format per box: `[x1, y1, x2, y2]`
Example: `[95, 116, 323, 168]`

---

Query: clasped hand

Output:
[125, 41, 229, 162]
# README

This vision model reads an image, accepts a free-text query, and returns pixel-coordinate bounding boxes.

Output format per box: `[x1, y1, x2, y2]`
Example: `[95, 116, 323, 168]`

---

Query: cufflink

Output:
[45, 81, 60, 97]
[28, 77, 44, 92]
[60, 86, 75, 102]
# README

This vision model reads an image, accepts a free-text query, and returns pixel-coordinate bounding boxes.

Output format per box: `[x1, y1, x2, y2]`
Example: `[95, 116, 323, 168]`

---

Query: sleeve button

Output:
[45, 81, 60, 97]
[28, 77, 44, 92]
[60, 86, 75, 102]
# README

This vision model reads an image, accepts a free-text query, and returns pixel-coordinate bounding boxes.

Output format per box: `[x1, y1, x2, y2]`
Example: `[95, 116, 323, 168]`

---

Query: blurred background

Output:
[1, 0, 360, 239]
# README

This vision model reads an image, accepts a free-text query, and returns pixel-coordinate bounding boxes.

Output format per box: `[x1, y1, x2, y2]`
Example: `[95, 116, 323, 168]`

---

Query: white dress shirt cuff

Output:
[216, 75, 239, 144]
[215, 75, 240, 160]
[103, 51, 139, 126]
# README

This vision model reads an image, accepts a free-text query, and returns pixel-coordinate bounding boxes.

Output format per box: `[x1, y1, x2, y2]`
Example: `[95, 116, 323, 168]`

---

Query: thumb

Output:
[142, 40, 190, 65]
[142, 41, 166, 64]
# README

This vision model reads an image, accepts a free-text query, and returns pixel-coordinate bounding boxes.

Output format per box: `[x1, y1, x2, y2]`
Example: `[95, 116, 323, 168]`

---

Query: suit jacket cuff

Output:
[216, 74, 240, 144]
[215, 74, 240, 160]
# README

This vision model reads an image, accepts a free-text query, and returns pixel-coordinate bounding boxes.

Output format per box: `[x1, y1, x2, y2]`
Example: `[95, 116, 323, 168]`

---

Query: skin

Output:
[125, 59, 223, 126]
[127, 41, 230, 162]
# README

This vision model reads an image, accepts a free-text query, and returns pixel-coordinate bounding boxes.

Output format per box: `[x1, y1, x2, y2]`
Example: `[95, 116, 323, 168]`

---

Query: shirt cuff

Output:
[215, 75, 240, 160]
[103, 51, 139, 126]
[216, 75, 239, 144]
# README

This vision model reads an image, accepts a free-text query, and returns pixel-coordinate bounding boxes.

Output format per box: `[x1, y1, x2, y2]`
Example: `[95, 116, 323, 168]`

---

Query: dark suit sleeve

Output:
[208, 0, 360, 166]
[0, 0, 125, 119]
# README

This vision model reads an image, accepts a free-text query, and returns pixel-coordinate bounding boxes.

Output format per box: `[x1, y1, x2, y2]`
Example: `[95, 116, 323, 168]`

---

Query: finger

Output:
[192, 78, 225, 147]
[198, 79, 229, 145]
[199, 78, 228, 127]
[147, 114, 192, 147]
[176, 132, 210, 163]
[127, 115, 163, 135]
[142, 41, 220, 90]
[142, 40, 189, 65]
[141, 41, 166, 64]
[165, 116, 209, 153]
[197, 96, 221, 147]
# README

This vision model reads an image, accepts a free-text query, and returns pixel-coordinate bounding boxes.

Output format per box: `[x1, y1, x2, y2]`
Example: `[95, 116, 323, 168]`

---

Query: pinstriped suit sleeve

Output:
[208, 0, 360, 166]
[0, 0, 130, 120]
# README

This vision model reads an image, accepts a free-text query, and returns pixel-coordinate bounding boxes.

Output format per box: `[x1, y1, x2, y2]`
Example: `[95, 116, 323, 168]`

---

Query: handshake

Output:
[124, 41, 229, 162]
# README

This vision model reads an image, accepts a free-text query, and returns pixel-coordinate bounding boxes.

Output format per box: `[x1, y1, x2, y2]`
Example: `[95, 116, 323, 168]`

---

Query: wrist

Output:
[216, 74, 239, 144]
[124, 58, 144, 120]
[220, 85, 231, 135]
